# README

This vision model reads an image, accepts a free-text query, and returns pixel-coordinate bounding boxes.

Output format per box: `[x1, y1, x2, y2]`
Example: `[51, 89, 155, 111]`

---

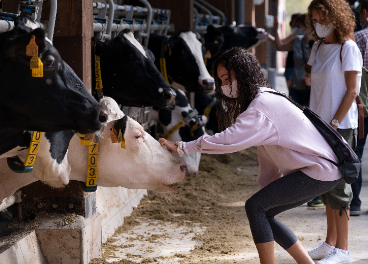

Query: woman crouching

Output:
[159, 47, 340, 264]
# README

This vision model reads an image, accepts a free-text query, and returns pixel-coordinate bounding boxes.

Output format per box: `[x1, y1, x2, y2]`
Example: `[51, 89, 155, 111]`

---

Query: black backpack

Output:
[266, 91, 360, 184]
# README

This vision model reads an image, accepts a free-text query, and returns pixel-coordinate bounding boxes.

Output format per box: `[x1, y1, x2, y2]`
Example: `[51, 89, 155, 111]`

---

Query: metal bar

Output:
[194, 1, 213, 24]
[105, 0, 115, 37]
[0, 20, 14, 33]
[47, 0, 57, 41]
[93, 2, 170, 15]
[93, 22, 172, 35]
[193, 7, 199, 31]
[196, 0, 226, 25]
[137, 0, 152, 48]
[236, 0, 244, 25]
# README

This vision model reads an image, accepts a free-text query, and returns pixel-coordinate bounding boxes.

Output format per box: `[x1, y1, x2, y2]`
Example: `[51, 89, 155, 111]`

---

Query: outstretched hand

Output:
[159, 138, 178, 153]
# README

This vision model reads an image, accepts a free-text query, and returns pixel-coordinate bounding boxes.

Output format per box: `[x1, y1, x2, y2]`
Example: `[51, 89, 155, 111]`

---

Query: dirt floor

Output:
[90, 146, 368, 264]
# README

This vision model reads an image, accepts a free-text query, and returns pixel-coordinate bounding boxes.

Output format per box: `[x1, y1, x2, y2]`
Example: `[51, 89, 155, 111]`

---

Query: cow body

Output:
[150, 89, 205, 176]
[0, 16, 106, 133]
[0, 98, 186, 201]
[204, 25, 259, 62]
[95, 29, 175, 108]
[148, 30, 214, 93]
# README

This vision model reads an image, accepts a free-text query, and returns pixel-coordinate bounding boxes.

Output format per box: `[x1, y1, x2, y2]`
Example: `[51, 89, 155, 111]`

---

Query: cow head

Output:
[204, 25, 225, 59]
[151, 89, 205, 176]
[95, 29, 175, 108]
[0, 18, 107, 133]
[164, 30, 214, 94]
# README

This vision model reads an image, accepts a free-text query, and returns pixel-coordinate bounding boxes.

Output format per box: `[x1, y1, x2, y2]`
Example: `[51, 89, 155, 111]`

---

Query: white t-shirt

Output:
[307, 39, 362, 129]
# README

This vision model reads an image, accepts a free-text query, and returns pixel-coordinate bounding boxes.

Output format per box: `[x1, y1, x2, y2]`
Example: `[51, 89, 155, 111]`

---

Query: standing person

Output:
[306, 0, 362, 263]
[350, 0, 368, 216]
[268, 13, 301, 89]
[160, 47, 342, 264]
[268, 14, 313, 106]
[347, 0, 362, 31]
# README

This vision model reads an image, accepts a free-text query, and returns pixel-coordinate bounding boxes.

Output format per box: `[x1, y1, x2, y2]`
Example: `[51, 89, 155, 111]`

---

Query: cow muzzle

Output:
[200, 79, 215, 94]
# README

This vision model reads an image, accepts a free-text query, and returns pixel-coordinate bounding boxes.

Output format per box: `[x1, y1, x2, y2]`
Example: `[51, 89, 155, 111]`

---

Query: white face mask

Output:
[221, 80, 238, 98]
[314, 22, 334, 38]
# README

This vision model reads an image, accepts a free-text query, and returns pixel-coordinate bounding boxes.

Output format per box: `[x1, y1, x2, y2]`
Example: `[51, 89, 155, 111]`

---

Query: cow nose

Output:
[98, 110, 108, 123]
[163, 88, 176, 99]
[201, 79, 215, 93]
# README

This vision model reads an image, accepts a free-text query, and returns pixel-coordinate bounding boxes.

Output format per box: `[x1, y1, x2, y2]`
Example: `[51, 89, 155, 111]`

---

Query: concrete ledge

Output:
[35, 212, 101, 264]
[0, 230, 46, 264]
[96, 187, 147, 243]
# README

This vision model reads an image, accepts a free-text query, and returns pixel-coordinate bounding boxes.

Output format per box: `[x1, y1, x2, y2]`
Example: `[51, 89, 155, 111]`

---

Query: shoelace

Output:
[323, 249, 338, 260]
[311, 242, 324, 252]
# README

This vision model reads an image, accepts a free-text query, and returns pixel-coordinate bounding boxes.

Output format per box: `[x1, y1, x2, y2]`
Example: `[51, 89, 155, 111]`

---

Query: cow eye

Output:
[180, 50, 186, 56]
[135, 134, 141, 139]
[44, 55, 56, 68]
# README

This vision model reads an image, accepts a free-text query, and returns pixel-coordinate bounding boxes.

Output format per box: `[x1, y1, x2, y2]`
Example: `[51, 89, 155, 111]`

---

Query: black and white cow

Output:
[0, 16, 107, 133]
[150, 89, 205, 176]
[95, 29, 176, 108]
[0, 97, 186, 197]
[195, 93, 220, 135]
[148, 29, 214, 94]
[204, 25, 259, 62]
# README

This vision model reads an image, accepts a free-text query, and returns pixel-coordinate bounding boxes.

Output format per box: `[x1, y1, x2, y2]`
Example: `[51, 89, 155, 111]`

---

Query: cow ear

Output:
[6, 28, 46, 58]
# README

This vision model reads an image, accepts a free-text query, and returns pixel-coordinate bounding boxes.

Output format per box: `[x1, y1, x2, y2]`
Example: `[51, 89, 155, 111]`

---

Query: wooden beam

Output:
[255, 0, 268, 65]
[244, 0, 255, 26]
[148, 0, 194, 34]
[206, 0, 235, 26]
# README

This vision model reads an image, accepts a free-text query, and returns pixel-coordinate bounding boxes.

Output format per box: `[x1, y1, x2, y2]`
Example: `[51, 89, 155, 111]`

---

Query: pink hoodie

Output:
[183, 88, 341, 187]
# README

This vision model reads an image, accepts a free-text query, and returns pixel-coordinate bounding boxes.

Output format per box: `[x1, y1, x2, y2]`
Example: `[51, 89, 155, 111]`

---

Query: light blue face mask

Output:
[295, 27, 305, 35]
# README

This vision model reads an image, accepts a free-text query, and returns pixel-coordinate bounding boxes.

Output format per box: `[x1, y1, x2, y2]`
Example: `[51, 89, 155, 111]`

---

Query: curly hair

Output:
[213, 47, 270, 131]
[306, 0, 356, 44]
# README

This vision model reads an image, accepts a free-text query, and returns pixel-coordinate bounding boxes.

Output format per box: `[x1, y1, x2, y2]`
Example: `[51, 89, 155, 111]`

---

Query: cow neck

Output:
[160, 37, 171, 85]
[7, 131, 43, 174]
[164, 110, 201, 140]
[78, 116, 127, 192]
[92, 38, 104, 100]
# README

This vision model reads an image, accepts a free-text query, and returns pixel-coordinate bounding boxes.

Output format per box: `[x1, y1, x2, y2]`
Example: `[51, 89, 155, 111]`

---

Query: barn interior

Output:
[1, 0, 367, 264]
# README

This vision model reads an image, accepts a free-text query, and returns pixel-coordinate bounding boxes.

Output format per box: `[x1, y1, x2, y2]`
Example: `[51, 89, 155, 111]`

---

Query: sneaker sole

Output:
[308, 203, 325, 207]
[350, 211, 361, 216]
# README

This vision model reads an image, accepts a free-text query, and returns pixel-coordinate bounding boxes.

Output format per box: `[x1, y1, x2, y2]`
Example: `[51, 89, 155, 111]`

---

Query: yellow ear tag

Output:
[31, 57, 43, 77]
[26, 35, 38, 57]
[121, 137, 126, 149]
[110, 129, 118, 143]
[117, 129, 123, 143]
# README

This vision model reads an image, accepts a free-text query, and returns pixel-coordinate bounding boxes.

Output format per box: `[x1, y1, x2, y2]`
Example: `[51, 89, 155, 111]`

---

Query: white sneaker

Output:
[308, 242, 335, 260]
[316, 248, 352, 264]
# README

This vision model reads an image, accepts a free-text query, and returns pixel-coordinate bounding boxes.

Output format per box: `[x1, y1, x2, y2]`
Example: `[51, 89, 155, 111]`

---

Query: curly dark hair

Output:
[213, 47, 270, 131]
[306, 0, 355, 44]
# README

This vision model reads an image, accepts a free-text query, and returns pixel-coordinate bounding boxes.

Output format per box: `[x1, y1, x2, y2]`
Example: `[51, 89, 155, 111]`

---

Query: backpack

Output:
[266, 91, 360, 184]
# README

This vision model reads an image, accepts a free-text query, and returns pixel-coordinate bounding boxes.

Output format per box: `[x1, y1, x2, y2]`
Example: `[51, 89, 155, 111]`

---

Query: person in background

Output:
[350, 0, 368, 216]
[268, 14, 313, 106]
[347, 0, 363, 31]
[306, 0, 362, 263]
[268, 13, 301, 89]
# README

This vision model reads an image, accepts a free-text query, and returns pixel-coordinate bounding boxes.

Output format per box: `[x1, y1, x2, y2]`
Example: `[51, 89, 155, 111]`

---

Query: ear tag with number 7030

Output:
[27, 35, 43, 77]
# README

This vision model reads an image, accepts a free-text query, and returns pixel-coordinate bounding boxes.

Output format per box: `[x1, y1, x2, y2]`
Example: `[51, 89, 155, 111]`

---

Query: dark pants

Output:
[351, 116, 368, 209]
[245, 171, 338, 250]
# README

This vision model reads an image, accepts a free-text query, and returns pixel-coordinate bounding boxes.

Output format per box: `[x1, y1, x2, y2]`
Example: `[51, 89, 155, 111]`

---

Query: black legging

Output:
[245, 171, 338, 249]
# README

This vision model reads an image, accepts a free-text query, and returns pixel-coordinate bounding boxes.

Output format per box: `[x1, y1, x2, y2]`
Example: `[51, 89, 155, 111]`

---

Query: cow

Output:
[0, 97, 186, 200]
[0, 16, 107, 133]
[150, 89, 205, 176]
[195, 93, 220, 135]
[204, 24, 259, 62]
[148, 29, 214, 94]
[95, 29, 176, 108]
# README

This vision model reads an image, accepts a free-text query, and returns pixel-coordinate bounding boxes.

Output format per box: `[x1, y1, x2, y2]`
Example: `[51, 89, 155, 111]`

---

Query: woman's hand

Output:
[159, 138, 178, 153]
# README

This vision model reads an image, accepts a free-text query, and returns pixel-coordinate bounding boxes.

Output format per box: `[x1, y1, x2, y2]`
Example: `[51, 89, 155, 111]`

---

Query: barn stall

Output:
[0, 0, 279, 263]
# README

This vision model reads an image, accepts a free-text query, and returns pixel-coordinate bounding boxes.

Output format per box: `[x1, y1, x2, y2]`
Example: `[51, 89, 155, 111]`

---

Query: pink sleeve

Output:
[183, 108, 278, 155]
[257, 146, 283, 187]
